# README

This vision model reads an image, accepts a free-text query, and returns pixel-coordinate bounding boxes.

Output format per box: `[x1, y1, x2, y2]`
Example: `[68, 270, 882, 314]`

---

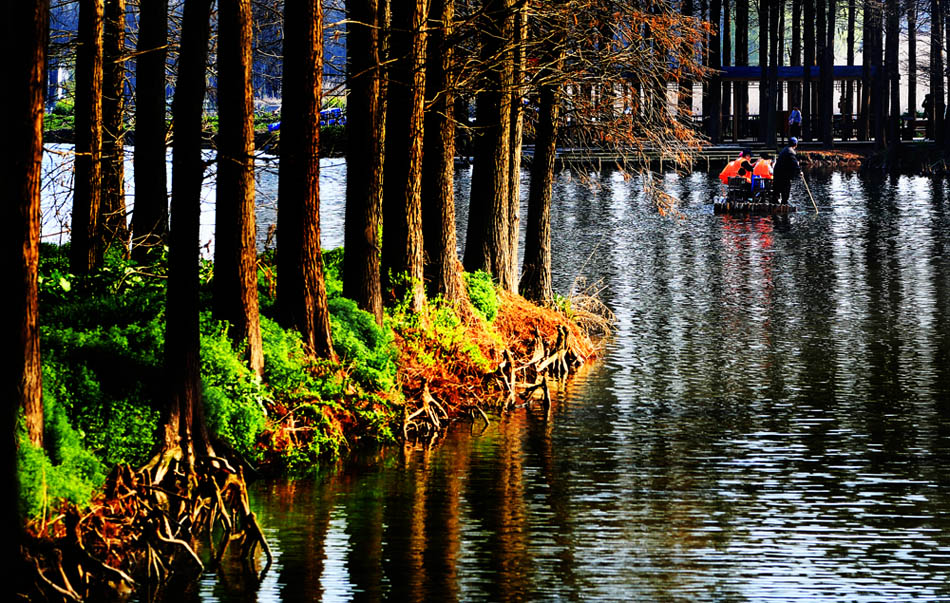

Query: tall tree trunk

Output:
[278, 0, 336, 360]
[7, 0, 49, 457]
[381, 0, 428, 312]
[869, 0, 885, 147]
[777, 1, 784, 112]
[421, 0, 460, 302]
[907, 1, 916, 130]
[709, 0, 722, 142]
[843, 0, 855, 139]
[736, 0, 748, 135]
[767, 0, 781, 145]
[723, 0, 732, 126]
[166, 0, 215, 464]
[131, 0, 169, 262]
[6, 0, 49, 567]
[791, 0, 802, 107]
[520, 43, 565, 303]
[344, 0, 385, 324]
[884, 0, 900, 155]
[816, 0, 827, 142]
[758, 0, 769, 141]
[463, 0, 513, 290]
[102, 0, 128, 254]
[73, 0, 104, 274]
[679, 0, 695, 121]
[506, 3, 527, 291]
[803, 0, 815, 139]
[821, 0, 835, 146]
[215, 0, 264, 376]
[933, 0, 945, 144]
[860, 0, 871, 139]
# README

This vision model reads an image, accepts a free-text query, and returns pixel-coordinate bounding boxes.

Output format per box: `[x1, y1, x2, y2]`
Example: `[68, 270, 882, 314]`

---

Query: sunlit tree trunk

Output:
[215, 0, 264, 376]
[464, 0, 513, 290]
[520, 32, 565, 303]
[6, 0, 49, 566]
[166, 0, 215, 464]
[344, 0, 385, 324]
[102, 0, 128, 254]
[422, 0, 460, 302]
[7, 0, 49, 455]
[131, 0, 169, 262]
[868, 0, 885, 148]
[860, 0, 871, 139]
[381, 0, 428, 312]
[506, 3, 528, 290]
[73, 0, 104, 274]
[278, 0, 336, 360]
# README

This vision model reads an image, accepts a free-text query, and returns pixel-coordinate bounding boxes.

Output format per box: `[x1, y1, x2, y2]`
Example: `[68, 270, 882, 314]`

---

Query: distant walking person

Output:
[773, 138, 802, 205]
[788, 106, 803, 140]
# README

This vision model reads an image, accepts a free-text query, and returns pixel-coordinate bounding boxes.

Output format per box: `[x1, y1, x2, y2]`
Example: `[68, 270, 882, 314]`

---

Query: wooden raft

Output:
[713, 199, 798, 215]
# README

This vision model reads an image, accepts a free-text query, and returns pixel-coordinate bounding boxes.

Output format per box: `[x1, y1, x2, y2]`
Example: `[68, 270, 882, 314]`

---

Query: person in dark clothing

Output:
[773, 137, 802, 204]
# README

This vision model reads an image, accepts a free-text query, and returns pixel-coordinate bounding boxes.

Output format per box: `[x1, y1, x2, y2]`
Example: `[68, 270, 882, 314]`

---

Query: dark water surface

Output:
[39, 157, 941, 601]
[187, 168, 950, 602]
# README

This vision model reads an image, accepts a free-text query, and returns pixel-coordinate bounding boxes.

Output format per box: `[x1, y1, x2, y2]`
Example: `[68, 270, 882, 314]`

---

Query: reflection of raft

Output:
[713, 176, 797, 215]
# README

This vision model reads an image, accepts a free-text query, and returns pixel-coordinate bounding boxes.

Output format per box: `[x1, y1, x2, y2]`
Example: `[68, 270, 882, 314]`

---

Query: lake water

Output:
[41, 150, 950, 601]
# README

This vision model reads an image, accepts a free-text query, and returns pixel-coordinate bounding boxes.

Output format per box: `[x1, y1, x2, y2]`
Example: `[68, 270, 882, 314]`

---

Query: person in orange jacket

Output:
[753, 152, 774, 179]
[719, 149, 751, 184]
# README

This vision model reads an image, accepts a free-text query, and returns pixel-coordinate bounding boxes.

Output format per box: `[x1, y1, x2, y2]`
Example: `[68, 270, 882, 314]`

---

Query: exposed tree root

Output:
[19, 451, 272, 600]
[400, 289, 608, 439]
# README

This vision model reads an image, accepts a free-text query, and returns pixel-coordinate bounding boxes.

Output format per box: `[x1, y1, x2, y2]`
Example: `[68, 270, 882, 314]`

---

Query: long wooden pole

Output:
[801, 172, 819, 214]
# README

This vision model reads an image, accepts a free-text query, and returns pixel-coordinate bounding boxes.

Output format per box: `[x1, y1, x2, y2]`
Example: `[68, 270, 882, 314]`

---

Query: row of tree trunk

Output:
[699, 0, 949, 151]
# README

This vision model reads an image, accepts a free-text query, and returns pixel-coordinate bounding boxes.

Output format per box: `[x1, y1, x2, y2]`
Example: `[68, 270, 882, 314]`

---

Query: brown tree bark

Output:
[709, 0, 722, 143]
[885, 0, 900, 155]
[758, 0, 769, 142]
[6, 0, 49, 455]
[735, 0, 748, 134]
[463, 0, 513, 290]
[767, 0, 781, 146]
[723, 0, 732, 124]
[421, 0, 460, 302]
[215, 0, 264, 376]
[820, 0, 835, 146]
[381, 0, 428, 313]
[907, 1, 917, 127]
[131, 0, 169, 262]
[843, 0, 855, 139]
[344, 0, 385, 324]
[803, 0, 815, 140]
[791, 0, 802, 107]
[6, 0, 49, 567]
[506, 3, 528, 291]
[520, 42, 564, 304]
[932, 0, 945, 144]
[102, 0, 128, 255]
[679, 0, 695, 120]
[277, 0, 337, 360]
[72, 0, 105, 274]
[166, 0, 215, 464]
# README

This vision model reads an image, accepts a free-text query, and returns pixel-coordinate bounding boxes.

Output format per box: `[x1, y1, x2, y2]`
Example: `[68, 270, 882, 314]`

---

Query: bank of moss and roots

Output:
[17, 244, 610, 599]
